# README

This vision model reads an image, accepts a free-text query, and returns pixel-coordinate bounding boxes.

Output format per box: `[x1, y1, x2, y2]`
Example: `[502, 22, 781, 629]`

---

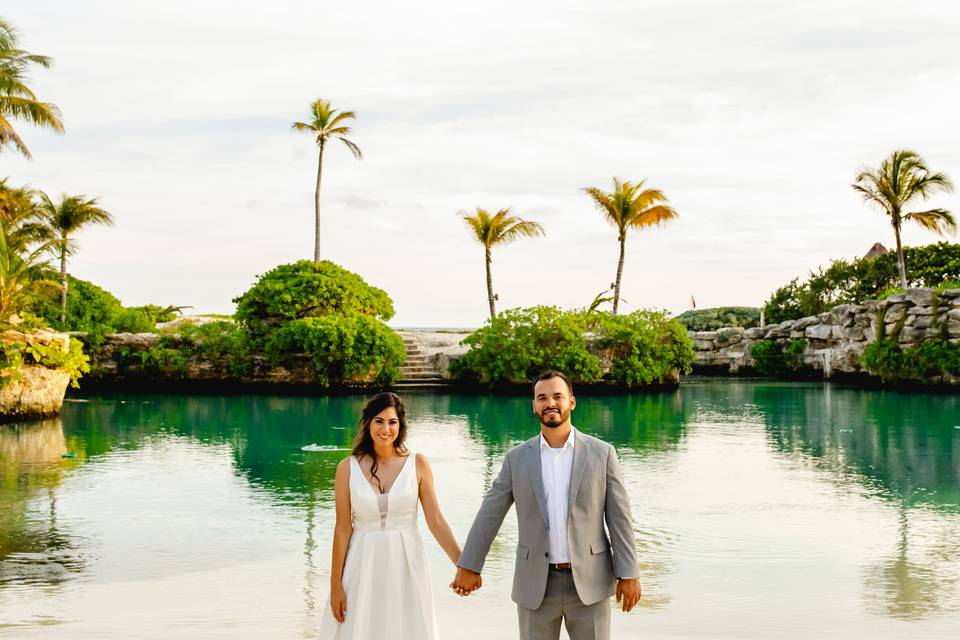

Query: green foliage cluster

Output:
[25, 275, 175, 335]
[863, 338, 960, 384]
[749, 338, 807, 376]
[763, 242, 960, 323]
[111, 262, 405, 388]
[451, 306, 695, 388]
[113, 321, 257, 379]
[674, 307, 761, 331]
[0, 336, 90, 387]
[233, 260, 394, 340]
[265, 315, 405, 387]
[862, 305, 960, 384]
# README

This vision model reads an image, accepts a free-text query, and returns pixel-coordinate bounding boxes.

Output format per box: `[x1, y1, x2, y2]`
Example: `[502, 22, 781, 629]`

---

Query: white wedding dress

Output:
[319, 452, 439, 639]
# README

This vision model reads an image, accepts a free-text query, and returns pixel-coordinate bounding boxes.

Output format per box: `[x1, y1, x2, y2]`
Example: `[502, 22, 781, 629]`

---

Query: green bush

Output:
[600, 310, 697, 386]
[234, 260, 395, 341]
[265, 315, 405, 387]
[177, 321, 255, 378]
[750, 338, 807, 376]
[1, 336, 90, 387]
[25, 275, 176, 335]
[863, 337, 960, 384]
[451, 307, 602, 385]
[763, 242, 960, 323]
[451, 307, 695, 388]
[674, 307, 761, 331]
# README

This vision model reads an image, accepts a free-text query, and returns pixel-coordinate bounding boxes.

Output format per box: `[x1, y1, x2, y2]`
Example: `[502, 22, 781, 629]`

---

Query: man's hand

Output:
[450, 567, 482, 596]
[615, 578, 641, 612]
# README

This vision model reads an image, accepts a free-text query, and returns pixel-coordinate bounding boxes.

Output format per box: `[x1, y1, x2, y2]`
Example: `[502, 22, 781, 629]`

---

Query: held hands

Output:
[449, 567, 482, 596]
[330, 584, 347, 623]
[615, 578, 641, 612]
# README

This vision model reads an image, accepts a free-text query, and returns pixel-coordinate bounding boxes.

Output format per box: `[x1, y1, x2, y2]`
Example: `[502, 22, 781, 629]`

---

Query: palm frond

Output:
[338, 136, 362, 160]
[903, 208, 957, 235]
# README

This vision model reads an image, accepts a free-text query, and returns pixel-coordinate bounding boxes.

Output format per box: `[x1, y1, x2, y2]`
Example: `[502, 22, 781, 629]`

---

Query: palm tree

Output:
[0, 178, 47, 252]
[0, 217, 54, 325]
[291, 99, 362, 262]
[460, 208, 544, 320]
[852, 150, 955, 289]
[0, 18, 64, 158]
[582, 177, 678, 315]
[36, 193, 113, 324]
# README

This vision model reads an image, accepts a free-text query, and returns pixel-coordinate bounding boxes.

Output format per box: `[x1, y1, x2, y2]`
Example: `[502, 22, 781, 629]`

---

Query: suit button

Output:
[544, 553, 549, 558]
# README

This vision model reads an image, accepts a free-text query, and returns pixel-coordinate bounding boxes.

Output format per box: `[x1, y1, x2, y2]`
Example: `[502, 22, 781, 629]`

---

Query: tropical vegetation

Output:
[292, 99, 361, 262]
[852, 150, 955, 289]
[763, 242, 960, 323]
[0, 17, 63, 158]
[36, 192, 114, 323]
[862, 305, 960, 385]
[460, 207, 544, 320]
[451, 306, 694, 388]
[582, 177, 677, 315]
[674, 307, 761, 331]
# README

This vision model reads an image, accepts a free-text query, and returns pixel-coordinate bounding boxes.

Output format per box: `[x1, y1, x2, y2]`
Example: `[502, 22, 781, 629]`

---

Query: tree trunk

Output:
[485, 248, 496, 321]
[58, 242, 68, 325]
[892, 218, 908, 289]
[612, 233, 626, 316]
[313, 142, 325, 262]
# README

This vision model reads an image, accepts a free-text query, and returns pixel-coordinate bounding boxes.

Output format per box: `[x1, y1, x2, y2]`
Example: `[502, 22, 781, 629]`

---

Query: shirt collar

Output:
[540, 425, 576, 452]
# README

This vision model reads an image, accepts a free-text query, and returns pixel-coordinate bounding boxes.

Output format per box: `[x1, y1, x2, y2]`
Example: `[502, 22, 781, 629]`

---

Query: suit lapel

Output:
[567, 430, 588, 521]
[525, 437, 549, 528]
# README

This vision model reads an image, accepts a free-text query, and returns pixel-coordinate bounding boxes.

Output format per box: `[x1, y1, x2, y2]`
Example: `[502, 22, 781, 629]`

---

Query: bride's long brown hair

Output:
[351, 392, 409, 493]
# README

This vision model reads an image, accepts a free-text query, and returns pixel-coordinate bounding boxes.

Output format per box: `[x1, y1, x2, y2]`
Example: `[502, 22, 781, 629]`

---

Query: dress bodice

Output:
[349, 453, 419, 532]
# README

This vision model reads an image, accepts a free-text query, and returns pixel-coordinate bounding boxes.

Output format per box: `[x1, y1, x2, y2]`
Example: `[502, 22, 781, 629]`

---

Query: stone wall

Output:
[689, 287, 960, 382]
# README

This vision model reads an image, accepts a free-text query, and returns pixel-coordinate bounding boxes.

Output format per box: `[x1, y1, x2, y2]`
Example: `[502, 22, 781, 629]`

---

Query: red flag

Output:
[691, 294, 696, 309]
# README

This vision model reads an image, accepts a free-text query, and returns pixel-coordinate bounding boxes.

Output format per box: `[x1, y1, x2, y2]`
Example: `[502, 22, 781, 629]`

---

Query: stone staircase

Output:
[393, 335, 448, 390]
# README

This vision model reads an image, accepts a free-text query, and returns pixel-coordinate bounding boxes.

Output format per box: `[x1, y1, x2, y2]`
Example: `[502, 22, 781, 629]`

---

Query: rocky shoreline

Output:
[688, 287, 960, 384]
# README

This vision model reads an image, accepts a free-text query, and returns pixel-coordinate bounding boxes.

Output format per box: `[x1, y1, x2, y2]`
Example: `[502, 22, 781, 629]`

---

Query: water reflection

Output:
[749, 383, 960, 619]
[0, 418, 85, 586]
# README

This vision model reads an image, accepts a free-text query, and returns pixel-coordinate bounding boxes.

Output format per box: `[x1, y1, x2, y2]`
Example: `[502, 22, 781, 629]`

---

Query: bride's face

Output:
[368, 407, 400, 448]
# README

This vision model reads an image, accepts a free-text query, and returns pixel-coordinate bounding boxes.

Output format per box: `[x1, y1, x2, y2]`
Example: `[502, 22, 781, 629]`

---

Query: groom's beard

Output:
[536, 408, 569, 428]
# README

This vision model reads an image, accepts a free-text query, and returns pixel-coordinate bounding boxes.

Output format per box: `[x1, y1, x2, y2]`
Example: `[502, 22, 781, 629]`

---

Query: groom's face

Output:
[533, 377, 576, 429]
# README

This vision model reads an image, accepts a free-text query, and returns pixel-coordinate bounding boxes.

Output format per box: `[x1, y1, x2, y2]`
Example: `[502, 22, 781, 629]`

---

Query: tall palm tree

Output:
[0, 217, 53, 325]
[582, 177, 678, 315]
[0, 18, 64, 158]
[291, 99, 362, 262]
[852, 150, 955, 289]
[0, 178, 47, 252]
[36, 193, 113, 324]
[460, 207, 544, 321]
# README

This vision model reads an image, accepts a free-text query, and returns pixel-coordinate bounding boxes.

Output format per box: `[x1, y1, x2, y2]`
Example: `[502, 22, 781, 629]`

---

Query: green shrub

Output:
[862, 307, 960, 384]
[25, 275, 174, 335]
[451, 307, 694, 388]
[0, 336, 90, 387]
[763, 242, 960, 323]
[234, 260, 395, 341]
[451, 307, 602, 385]
[674, 307, 761, 331]
[750, 338, 807, 376]
[265, 314, 405, 387]
[599, 310, 696, 386]
[177, 321, 255, 378]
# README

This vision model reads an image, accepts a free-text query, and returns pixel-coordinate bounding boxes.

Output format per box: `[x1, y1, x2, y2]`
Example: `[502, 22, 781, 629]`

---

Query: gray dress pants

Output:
[517, 568, 611, 640]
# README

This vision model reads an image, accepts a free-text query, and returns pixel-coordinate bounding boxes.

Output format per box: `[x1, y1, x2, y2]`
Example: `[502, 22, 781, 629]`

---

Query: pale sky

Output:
[4, 0, 960, 327]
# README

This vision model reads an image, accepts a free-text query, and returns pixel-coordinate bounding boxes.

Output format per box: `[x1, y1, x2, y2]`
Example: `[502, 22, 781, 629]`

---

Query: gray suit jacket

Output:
[458, 430, 639, 610]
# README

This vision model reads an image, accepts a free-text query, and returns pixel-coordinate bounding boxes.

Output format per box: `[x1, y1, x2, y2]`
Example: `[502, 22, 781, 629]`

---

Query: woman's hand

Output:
[330, 584, 347, 623]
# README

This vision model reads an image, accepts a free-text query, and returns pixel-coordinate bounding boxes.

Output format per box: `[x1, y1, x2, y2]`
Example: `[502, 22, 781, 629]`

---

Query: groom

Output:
[451, 370, 641, 640]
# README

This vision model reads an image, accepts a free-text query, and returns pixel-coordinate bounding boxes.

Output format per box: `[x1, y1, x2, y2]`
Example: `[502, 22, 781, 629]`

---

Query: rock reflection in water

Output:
[0, 418, 85, 587]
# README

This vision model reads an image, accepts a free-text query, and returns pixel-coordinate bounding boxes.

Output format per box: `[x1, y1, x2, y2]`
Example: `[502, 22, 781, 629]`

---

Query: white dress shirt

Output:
[540, 426, 576, 564]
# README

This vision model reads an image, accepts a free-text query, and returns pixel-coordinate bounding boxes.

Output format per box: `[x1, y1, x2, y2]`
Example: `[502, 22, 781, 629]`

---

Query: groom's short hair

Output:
[533, 370, 573, 395]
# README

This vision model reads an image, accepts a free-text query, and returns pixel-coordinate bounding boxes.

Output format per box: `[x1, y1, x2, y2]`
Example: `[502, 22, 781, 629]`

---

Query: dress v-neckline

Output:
[354, 453, 413, 498]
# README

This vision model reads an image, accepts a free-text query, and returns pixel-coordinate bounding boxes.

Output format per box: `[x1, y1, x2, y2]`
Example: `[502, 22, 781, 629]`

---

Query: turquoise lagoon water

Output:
[0, 381, 958, 639]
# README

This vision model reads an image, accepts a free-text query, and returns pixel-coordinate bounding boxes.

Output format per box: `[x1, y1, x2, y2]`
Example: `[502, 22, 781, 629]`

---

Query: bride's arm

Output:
[329, 458, 353, 622]
[417, 453, 462, 565]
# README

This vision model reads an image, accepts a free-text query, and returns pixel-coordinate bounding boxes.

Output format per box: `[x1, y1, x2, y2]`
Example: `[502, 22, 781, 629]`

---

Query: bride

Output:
[318, 392, 465, 639]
